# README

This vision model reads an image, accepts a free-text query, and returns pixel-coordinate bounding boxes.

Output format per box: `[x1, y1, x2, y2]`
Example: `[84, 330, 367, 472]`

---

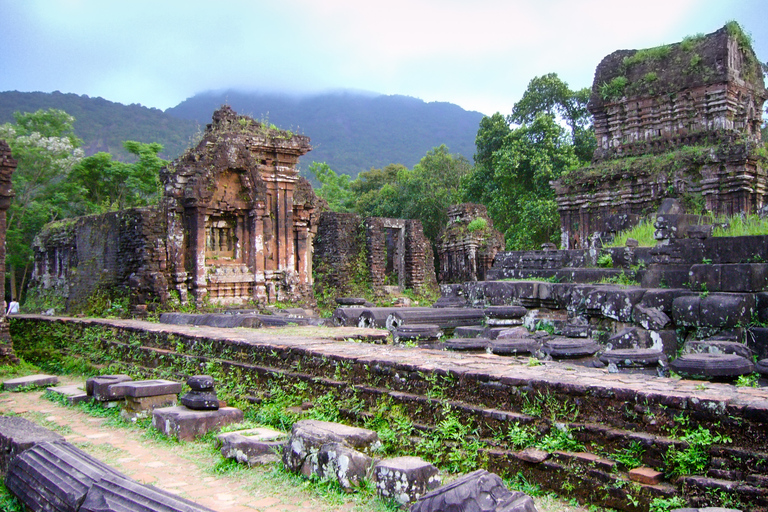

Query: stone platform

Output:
[9, 315, 768, 511]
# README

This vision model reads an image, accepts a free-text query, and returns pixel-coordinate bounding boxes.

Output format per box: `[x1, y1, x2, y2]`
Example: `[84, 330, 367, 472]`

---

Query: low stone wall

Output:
[9, 316, 768, 510]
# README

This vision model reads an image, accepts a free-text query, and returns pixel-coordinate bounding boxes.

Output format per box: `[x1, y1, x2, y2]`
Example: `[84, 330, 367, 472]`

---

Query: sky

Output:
[1, 0, 767, 116]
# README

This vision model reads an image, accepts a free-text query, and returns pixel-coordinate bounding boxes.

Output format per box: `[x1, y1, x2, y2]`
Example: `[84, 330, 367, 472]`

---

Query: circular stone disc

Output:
[669, 353, 755, 378]
[444, 338, 490, 351]
[599, 349, 667, 367]
[542, 338, 600, 358]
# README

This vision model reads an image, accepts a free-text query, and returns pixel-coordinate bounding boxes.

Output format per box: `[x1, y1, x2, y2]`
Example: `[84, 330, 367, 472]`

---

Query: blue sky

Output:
[1, 0, 766, 116]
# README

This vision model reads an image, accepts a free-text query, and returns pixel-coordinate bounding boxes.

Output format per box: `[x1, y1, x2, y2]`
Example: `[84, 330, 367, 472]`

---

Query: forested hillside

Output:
[0, 90, 484, 178]
[166, 90, 484, 177]
[0, 91, 199, 161]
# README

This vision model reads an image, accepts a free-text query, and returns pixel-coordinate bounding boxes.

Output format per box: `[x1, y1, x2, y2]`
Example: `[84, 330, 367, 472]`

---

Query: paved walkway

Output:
[0, 378, 353, 512]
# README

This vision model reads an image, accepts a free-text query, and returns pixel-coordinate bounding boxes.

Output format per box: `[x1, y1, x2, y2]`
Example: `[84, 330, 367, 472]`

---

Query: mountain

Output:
[166, 90, 485, 177]
[0, 90, 485, 178]
[0, 91, 199, 161]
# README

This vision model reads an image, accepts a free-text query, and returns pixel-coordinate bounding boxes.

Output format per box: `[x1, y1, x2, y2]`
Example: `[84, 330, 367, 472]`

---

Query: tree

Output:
[68, 141, 166, 214]
[307, 162, 354, 212]
[0, 109, 84, 300]
[350, 146, 472, 243]
[464, 114, 577, 250]
[509, 73, 595, 163]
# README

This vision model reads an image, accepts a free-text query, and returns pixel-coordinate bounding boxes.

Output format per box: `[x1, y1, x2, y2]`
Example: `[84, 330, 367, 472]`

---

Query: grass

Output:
[712, 213, 768, 237]
[606, 217, 656, 247]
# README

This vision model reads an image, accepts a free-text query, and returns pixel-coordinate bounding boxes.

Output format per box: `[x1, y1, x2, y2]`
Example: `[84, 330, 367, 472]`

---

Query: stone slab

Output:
[86, 374, 133, 401]
[0, 416, 64, 477]
[151, 406, 243, 441]
[3, 374, 58, 391]
[218, 428, 287, 465]
[47, 384, 90, 406]
[110, 379, 182, 398]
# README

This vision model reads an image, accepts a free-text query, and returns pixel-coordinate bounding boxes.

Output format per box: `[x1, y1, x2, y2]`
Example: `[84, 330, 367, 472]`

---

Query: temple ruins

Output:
[555, 24, 767, 249]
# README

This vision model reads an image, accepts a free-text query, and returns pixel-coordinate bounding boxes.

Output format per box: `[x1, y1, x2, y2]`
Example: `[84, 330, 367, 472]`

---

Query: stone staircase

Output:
[10, 316, 768, 511]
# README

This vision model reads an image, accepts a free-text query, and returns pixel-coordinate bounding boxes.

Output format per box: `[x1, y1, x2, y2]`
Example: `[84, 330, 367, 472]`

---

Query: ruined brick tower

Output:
[555, 24, 767, 249]
[161, 106, 322, 305]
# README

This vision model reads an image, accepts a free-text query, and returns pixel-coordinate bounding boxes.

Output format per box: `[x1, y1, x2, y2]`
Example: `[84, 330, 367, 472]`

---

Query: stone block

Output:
[0, 416, 64, 477]
[542, 338, 600, 358]
[628, 466, 664, 485]
[673, 294, 755, 329]
[6, 441, 128, 512]
[599, 349, 667, 368]
[151, 406, 243, 441]
[747, 327, 768, 360]
[86, 374, 133, 401]
[121, 394, 178, 422]
[314, 442, 373, 490]
[282, 419, 381, 474]
[3, 374, 58, 391]
[218, 427, 287, 466]
[374, 456, 440, 506]
[79, 473, 217, 512]
[410, 469, 536, 512]
[516, 447, 549, 463]
[47, 384, 89, 406]
[633, 304, 671, 330]
[332, 307, 365, 327]
[606, 328, 650, 350]
[444, 338, 490, 352]
[110, 379, 183, 398]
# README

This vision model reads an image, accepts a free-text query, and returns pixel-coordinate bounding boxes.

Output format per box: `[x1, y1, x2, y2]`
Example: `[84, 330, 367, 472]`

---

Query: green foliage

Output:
[712, 213, 768, 237]
[598, 271, 638, 286]
[596, 254, 613, 268]
[1, 108, 84, 300]
[68, 140, 167, 214]
[612, 440, 645, 469]
[649, 496, 687, 512]
[665, 421, 731, 477]
[680, 34, 705, 52]
[416, 404, 484, 473]
[622, 45, 672, 69]
[509, 73, 595, 163]
[606, 217, 657, 248]
[464, 114, 577, 250]
[735, 372, 760, 388]
[308, 162, 354, 212]
[599, 76, 629, 101]
[504, 423, 538, 449]
[466, 217, 487, 232]
[536, 426, 584, 452]
[0, 482, 23, 512]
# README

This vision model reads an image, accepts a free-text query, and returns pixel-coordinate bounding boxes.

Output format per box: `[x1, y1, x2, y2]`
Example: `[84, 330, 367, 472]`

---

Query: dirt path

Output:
[0, 376, 588, 512]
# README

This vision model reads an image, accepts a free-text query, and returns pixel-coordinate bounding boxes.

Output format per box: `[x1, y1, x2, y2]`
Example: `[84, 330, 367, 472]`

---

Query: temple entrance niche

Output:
[200, 168, 255, 304]
[384, 221, 405, 289]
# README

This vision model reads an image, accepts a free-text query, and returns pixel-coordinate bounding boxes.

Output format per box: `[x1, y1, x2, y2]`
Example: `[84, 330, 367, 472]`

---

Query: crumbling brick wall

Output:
[554, 24, 767, 249]
[0, 140, 18, 363]
[437, 203, 505, 283]
[313, 213, 437, 298]
[30, 207, 166, 311]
